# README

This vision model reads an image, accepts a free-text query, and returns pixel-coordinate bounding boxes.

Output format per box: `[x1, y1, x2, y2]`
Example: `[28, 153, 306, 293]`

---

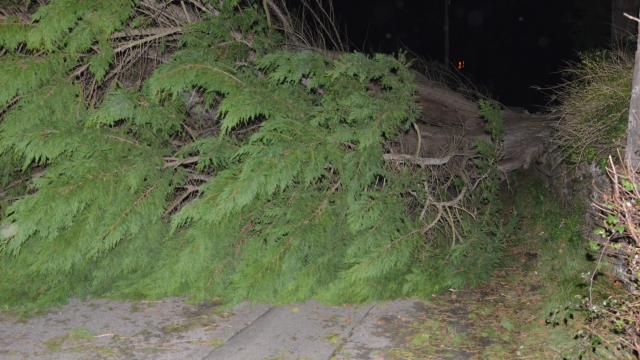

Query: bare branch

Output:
[111, 27, 183, 39]
[163, 156, 200, 168]
[180, 1, 192, 23]
[624, 12, 640, 23]
[412, 122, 422, 157]
[114, 27, 183, 53]
[0, 96, 20, 119]
[164, 185, 201, 217]
[68, 64, 89, 79]
[189, 0, 217, 16]
[383, 153, 459, 167]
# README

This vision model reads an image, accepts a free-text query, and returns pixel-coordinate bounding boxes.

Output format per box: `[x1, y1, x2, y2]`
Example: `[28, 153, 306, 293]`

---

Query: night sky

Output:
[288, 0, 612, 108]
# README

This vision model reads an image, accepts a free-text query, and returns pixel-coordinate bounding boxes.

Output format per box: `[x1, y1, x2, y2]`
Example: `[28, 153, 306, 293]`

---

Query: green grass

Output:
[381, 174, 598, 359]
[510, 174, 591, 312]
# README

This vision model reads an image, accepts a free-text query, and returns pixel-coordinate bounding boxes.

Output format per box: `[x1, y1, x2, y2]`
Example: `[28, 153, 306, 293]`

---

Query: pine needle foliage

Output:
[0, 0, 508, 311]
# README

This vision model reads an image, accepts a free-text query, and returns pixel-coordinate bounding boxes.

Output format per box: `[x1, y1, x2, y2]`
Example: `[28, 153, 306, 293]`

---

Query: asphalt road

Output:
[0, 298, 436, 360]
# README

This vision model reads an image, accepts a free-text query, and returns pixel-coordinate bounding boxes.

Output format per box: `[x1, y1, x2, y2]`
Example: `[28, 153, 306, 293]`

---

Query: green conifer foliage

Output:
[0, 1, 508, 311]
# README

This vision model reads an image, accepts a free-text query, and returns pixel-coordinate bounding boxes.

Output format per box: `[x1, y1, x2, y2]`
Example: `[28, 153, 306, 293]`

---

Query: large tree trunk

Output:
[387, 75, 555, 173]
[626, 10, 640, 169]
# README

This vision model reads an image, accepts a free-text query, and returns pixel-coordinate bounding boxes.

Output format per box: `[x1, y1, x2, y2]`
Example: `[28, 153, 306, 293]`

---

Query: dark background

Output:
[287, 0, 612, 108]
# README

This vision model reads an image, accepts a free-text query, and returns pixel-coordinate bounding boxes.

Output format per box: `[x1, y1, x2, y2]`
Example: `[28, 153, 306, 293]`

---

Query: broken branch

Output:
[383, 153, 459, 167]
[114, 27, 183, 53]
[163, 156, 200, 168]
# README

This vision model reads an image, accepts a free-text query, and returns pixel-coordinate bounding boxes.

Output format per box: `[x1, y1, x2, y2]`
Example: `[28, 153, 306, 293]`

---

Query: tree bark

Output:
[626, 10, 640, 169]
[387, 75, 555, 173]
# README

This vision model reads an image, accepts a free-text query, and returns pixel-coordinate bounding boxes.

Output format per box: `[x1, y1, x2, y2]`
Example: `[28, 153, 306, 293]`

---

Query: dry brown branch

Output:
[114, 27, 183, 53]
[299, 0, 343, 51]
[189, 0, 217, 16]
[412, 122, 422, 157]
[105, 47, 145, 84]
[383, 153, 458, 167]
[262, 0, 345, 51]
[0, 96, 20, 119]
[180, 1, 192, 23]
[163, 156, 200, 168]
[107, 135, 142, 146]
[264, 0, 293, 34]
[139, 0, 187, 27]
[164, 185, 201, 217]
[419, 179, 468, 237]
[597, 154, 640, 247]
[69, 64, 89, 79]
[263, 0, 273, 29]
[111, 27, 183, 39]
[182, 123, 198, 140]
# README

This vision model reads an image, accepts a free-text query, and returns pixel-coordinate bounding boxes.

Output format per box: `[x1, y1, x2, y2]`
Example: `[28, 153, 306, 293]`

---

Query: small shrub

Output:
[553, 50, 633, 163]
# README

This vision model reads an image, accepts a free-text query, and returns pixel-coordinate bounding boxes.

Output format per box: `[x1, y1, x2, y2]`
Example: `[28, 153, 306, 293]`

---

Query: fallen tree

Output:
[391, 75, 555, 173]
[0, 0, 554, 311]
